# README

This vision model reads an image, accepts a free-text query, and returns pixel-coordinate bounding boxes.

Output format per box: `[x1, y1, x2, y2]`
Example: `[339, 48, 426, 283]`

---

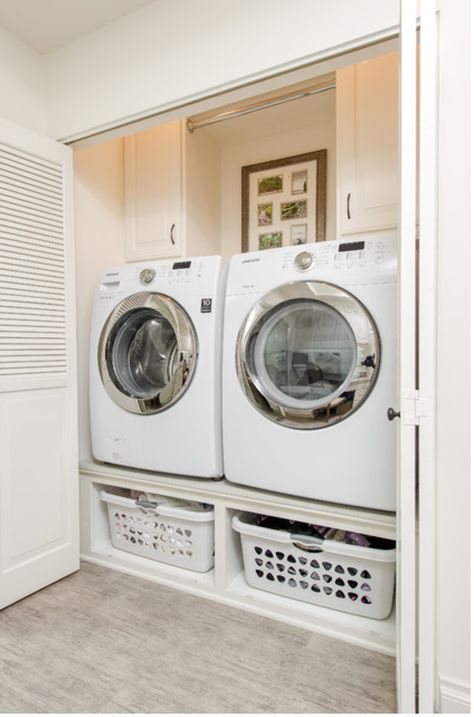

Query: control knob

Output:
[140, 268, 156, 284]
[294, 251, 314, 272]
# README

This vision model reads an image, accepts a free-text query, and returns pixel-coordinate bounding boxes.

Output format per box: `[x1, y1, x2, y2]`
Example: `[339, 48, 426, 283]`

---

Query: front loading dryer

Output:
[222, 235, 397, 510]
[90, 255, 226, 478]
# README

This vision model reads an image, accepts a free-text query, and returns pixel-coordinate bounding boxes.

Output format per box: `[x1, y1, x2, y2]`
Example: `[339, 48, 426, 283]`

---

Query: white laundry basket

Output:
[101, 490, 214, 572]
[233, 513, 396, 619]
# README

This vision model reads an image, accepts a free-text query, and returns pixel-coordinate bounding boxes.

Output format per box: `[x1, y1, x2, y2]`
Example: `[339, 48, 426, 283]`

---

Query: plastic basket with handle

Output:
[233, 513, 395, 619]
[101, 490, 214, 572]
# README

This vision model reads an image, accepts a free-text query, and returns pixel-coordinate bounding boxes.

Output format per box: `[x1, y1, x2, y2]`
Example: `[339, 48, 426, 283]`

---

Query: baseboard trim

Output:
[438, 675, 471, 713]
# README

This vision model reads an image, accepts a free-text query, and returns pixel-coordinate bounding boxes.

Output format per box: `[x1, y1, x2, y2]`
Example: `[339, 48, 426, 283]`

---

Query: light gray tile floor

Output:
[0, 562, 396, 713]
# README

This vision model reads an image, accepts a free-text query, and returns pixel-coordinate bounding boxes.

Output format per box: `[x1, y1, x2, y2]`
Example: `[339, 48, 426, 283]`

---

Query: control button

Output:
[375, 253, 384, 264]
[139, 268, 156, 284]
[294, 251, 314, 272]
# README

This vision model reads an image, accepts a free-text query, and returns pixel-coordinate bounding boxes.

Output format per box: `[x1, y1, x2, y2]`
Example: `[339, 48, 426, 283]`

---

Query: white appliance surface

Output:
[222, 234, 398, 510]
[90, 255, 226, 478]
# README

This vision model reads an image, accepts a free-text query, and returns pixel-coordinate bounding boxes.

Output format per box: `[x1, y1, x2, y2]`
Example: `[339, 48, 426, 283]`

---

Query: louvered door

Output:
[0, 118, 78, 609]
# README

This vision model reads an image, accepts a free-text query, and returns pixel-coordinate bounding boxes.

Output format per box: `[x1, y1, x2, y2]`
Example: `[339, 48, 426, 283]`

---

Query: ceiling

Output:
[0, 0, 154, 53]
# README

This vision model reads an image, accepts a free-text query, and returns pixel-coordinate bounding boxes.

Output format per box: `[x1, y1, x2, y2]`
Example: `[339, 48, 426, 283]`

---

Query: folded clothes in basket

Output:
[254, 514, 394, 549]
[312, 525, 371, 547]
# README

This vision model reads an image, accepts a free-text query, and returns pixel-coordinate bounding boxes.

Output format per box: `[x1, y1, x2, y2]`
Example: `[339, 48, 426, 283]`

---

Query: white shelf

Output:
[79, 459, 396, 539]
[83, 547, 215, 592]
[79, 460, 397, 656]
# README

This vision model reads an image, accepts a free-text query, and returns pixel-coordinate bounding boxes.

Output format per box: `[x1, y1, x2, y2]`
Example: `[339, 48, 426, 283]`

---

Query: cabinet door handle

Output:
[170, 223, 176, 245]
[346, 193, 351, 220]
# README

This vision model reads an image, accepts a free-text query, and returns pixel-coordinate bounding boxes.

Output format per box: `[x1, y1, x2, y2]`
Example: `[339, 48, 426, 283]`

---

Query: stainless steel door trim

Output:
[236, 280, 380, 429]
[98, 291, 198, 415]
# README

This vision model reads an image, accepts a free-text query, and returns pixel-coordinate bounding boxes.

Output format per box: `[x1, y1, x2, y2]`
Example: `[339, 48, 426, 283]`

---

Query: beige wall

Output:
[219, 92, 336, 257]
[0, 25, 46, 133]
[73, 139, 126, 461]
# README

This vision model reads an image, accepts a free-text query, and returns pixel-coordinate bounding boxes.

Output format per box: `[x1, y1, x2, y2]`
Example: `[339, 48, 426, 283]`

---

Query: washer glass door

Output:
[237, 281, 380, 429]
[99, 292, 197, 414]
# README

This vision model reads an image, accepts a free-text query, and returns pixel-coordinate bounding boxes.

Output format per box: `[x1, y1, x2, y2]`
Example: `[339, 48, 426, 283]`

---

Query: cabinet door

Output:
[124, 121, 183, 261]
[0, 118, 79, 609]
[337, 52, 399, 235]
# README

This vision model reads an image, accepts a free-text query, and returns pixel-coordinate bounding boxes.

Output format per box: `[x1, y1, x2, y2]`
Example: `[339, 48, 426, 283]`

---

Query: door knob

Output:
[387, 407, 401, 421]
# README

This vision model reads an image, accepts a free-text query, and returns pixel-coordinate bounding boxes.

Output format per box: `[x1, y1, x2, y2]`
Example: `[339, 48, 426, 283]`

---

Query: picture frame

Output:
[241, 150, 327, 252]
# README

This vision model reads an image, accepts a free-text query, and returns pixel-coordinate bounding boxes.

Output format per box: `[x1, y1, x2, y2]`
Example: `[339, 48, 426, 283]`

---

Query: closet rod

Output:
[186, 81, 336, 133]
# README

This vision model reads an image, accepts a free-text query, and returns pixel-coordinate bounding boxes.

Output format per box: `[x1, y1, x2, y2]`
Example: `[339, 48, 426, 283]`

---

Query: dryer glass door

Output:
[237, 281, 379, 429]
[98, 292, 197, 414]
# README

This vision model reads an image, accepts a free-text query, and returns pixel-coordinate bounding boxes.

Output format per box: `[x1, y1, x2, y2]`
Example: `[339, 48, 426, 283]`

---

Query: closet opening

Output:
[74, 34, 408, 714]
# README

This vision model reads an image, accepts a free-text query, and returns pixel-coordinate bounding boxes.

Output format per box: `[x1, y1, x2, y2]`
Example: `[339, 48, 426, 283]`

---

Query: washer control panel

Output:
[134, 259, 205, 286]
[97, 257, 223, 302]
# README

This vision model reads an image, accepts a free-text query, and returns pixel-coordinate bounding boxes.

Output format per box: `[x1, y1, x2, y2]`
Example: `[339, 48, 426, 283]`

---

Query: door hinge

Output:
[402, 390, 428, 425]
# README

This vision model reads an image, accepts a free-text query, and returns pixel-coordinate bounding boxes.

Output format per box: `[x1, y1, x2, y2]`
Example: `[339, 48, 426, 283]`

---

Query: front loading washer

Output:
[90, 255, 226, 478]
[222, 234, 397, 510]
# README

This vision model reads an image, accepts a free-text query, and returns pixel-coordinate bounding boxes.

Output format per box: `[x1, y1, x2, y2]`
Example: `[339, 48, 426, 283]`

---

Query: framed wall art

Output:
[241, 150, 327, 252]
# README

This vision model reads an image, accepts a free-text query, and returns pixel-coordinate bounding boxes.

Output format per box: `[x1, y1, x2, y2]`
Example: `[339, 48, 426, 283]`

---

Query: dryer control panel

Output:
[282, 238, 389, 272]
[227, 232, 397, 295]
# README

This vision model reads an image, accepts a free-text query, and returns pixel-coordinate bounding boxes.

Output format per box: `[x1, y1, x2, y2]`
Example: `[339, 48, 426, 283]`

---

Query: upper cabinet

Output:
[336, 52, 399, 236]
[124, 121, 183, 261]
[124, 120, 221, 262]
[122, 54, 398, 258]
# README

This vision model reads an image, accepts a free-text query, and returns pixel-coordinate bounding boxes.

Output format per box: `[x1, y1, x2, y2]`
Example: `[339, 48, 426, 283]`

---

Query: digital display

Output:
[172, 261, 191, 270]
[338, 241, 365, 252]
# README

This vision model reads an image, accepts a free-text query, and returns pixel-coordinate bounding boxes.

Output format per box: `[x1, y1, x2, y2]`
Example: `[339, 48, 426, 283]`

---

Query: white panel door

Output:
[418, 0, 438, 711]
[337, 52, 399, 235]
[0, 118, 78, 609]
[124, 121, 183, 261]
[397, 0, 417, 712]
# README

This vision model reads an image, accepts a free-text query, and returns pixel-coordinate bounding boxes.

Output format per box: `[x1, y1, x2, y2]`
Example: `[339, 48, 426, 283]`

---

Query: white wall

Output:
[436, 0, 471, 711]
[73, 139, 126, 461]
[45, 0, 398, 141]
[184, 126, 222, 257]
[0, 25, 46, 133]
[219, 92, 336, 257]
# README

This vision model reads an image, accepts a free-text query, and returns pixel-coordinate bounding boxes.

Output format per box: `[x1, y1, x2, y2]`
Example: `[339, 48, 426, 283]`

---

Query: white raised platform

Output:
[79, 459, 397, 655]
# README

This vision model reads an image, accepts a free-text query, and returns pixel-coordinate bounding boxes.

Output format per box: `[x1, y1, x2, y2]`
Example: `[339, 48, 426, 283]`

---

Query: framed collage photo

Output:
[241, 150, 327, 252]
